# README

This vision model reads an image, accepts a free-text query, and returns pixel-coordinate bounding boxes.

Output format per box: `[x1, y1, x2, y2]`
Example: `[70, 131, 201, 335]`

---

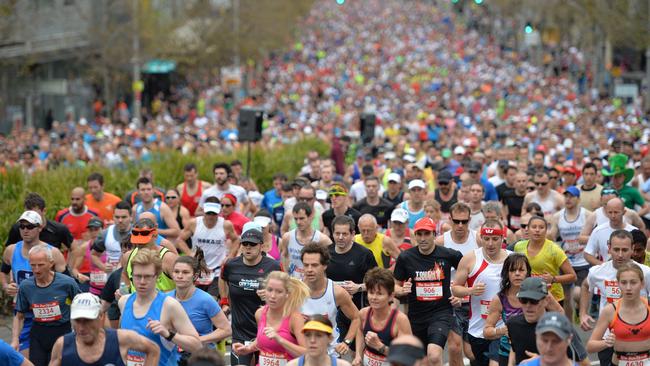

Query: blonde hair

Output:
[616, 262, 645, 282]
[424, 199, 442, 221]
[131, 248, 162, 276]
[263, 271, 309, 317]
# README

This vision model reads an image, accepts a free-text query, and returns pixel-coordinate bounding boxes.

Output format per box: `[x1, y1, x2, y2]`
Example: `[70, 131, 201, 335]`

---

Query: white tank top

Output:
[104, 224, 122, 264]
[595, 207, 631, 227]
[301, 279, 339, 351]
[444, 230, 478, 302]
[532, 191, 557, 216]
[192, 216, 226, 275]
[467, 248, 505, 338]
[557, 208, 588, 267]
[287, 229, 321, 279]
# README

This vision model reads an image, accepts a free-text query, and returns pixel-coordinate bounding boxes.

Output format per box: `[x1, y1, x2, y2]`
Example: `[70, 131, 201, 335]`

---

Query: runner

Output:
[321, 183, 362, 238]
[353, 176, 395, 229]
[199, 162, 249, 214]
[232, 271, 309, 364]
[386, 208, 412, 251]
[587, 262, 650, 366]
[452, 220, 511, 366]
[502, 171, 528, 231]
[118, 248, 201, 366]
[355, 214, 400, 269]
[91, 200, 133, 270]
[393, 217, 463, 366]
[521, 312, 581, 366]
[219, 225, 281, 366]
[584, 198, 637, 266]
[132, 177, 181, 241]
[11, 244, 81, 366]
[55, 187, 99, 241]
[423, 199, 452, 235]
[69, 217, 105, 294]
[352, 267, 412, 366]
[0, 339, 32, 366]
[254, 209, 282, 260]
[85, 172, 122, 223]
[522, 171, 564, 218]
[49, 293, 160, 366]
[177, 163, 211, 217]
[398, 179, 427, 230]
[286, 315, 353, 366]
[165, 188, 190, 231]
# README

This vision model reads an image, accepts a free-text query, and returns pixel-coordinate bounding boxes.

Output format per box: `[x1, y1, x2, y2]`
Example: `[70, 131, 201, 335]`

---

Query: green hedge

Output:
[0, 138, 329, 252]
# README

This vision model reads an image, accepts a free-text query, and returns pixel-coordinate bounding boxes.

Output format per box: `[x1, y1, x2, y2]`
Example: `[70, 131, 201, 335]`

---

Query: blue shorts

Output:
[18, 314, 31, 351]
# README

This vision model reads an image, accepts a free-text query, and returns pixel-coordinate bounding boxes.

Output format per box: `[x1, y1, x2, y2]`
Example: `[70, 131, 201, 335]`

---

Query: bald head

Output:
[358, 214, 378, 243]
[606, 197, 624, 211]
[391, 334, 423, 349]
[70, 187, 86, 213]
[138, 212, 158, 227]
[605, 197, 625, 225]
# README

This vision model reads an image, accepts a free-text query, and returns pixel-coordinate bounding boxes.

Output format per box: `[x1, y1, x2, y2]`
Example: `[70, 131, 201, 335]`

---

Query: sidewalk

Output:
[0, 315, 12, 342]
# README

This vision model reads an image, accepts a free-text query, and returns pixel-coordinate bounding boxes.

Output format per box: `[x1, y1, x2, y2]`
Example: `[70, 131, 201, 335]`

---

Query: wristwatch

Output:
[165, 330, 176, 342]
[344, 338, 353, 346]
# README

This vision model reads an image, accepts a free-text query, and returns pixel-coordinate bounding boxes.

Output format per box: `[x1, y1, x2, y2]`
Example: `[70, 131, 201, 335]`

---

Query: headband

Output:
[222, 193, 237, 205]
[480, 227, 505, 237]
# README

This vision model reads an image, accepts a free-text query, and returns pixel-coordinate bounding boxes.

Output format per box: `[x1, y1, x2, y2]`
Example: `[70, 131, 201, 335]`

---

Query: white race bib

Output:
[195, 270, 214, 286]
[259, 351, 288, 366]
[563, 239, 582, 255]
[510, 216, 521, 229]
[415, 281, 443, 301]
[90, 271, 107, 286]
[480, 300, 490, 319]
[127, 353, 145, 366]
[604, 280, 621, 303]
[363, 349, 389, 366]
[32, 301, 62, 322]
[618, 352, 650, 366]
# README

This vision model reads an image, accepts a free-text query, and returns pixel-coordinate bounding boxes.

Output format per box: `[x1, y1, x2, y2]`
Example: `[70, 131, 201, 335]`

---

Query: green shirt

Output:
[617, 185, 645, 209]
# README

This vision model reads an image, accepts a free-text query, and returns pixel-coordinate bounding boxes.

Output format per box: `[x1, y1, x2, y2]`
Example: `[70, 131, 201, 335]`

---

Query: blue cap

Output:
[564, 186, 580, 197]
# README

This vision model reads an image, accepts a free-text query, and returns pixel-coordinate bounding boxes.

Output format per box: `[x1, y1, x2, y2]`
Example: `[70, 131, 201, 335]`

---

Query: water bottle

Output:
[119, 281, 130, 295]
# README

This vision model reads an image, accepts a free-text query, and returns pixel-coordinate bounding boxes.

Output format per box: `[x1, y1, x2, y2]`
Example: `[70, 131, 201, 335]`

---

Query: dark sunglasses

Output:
[548, 175, 558, 179]
[19, 224, 38, 230]
[520, 224, 528, 229]
[132, 229, 155, 236]
[438, 181, 450, 186]
[165, 196, 178, 200]
[526, 187, 536, 192]
[534, 181, 548, 186]
[221, 204, 234, 208]
[298, 196, 314, 202]
[241, 241, 260, 247]
[451, 218, 470, 225]
[520, 298, 540, 305]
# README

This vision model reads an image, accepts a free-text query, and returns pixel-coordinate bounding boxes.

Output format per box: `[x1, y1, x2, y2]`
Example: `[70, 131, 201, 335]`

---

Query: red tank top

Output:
[609, 299, 650, 342]
[181, 182, 202, 216]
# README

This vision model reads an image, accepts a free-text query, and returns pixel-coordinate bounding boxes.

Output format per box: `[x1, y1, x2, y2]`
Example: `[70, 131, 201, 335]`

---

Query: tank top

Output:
[62, 328, 125, 366]
[298, 355, 338, 366]
[104, 225, 122, 264]
[609, 299, 650, 342]
[301, 279, 339, 351]
[121, 291, 177, 366]
[78, 240, 93, 274]
[362, 308, 397, 366]
[256, 305, 298, 365]
[126, 247, 175, 292]
[267, 235, 281, 260]
[557, 208, 588, 267]
[88, 242, 108, 295]
[355, 232, 388, 269]
[181, 182, 203, 216]
[288, 229, 321, 279]
[498, 292, 522, 356]
[175, 208, 184, 231]
[531, 191, 557, 216]
[399, 201, 425, 230]
[435, 188, 458, 218]
[443, 230, 478, 280]
[12, 241, 36, 286]
[191, 216, 226, 277]
[135, 199, 168, 230]
[467, 248, 505, 338]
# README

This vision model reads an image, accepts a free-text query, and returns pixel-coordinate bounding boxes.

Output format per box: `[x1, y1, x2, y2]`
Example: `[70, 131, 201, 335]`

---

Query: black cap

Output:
[387, 344, 426, 366]
[437, 170, 453, 183]
[468, 161, 482, 173]
[517, 277, 548, 300]
[240, 228, 264, 244]
[87, 217, 104, 229]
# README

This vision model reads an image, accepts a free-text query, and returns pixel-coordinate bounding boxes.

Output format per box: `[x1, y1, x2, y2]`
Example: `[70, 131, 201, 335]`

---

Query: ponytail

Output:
[174, 248, 210, 281]
[263, 271, 310, 317]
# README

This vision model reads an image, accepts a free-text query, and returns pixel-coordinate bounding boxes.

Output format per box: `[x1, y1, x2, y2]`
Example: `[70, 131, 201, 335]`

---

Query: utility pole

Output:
[132, 0, 142, 127]
[645, 0, 650, 109]
[233, 0, 241, 103]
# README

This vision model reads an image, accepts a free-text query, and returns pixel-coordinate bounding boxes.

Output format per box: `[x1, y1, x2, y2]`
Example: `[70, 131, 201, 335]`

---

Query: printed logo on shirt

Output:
[414, 262, 445, 281]
[238, 278, 260, 290]
[196, 238, 224, 246]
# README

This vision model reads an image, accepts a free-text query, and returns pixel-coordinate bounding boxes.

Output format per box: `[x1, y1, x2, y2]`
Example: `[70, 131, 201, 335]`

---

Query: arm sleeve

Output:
[5, 224, 20, 247]
[0, 339, 24, 366]
[365, 251, 378, 270]
[15, 284, 29, 313]
[208, 296, 222, 317]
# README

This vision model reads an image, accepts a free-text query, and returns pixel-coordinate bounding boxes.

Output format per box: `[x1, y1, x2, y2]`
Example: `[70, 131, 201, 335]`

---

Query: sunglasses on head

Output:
[451, 218, 470, 225]
[520, 298, 540, 305]
[19, 223, 38, 230]
[132, 228, 155, 236]
[241, 241, 260, 247]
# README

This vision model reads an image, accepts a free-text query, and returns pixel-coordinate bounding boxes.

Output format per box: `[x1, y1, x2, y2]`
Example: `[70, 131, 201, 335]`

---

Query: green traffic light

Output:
[524, 25, 533, 33]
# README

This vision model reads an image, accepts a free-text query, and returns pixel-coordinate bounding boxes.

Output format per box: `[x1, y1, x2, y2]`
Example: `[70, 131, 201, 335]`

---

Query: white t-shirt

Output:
[584, 222, 637, 262]
[349, 181, 366, 202]
[199, 184, 249, 211]
[587, 260, 650, 312]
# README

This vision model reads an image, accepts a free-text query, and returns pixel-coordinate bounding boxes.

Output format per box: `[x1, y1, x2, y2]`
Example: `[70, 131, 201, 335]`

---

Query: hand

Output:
[76, 273, 90, 283]
[471, 282, 486, 296]
[524, 350, 539, 359]
[365, 331, 383, 350]
[4, 283, 17, 297]
[401, 278, 412, 295]
[341, 281, 360, 295]
[603, 332, 615, 347]
[352, 355, 362, 366]
[579, 314, 595, 331]
[232, 342, 252, 355]
[263, 326, 280, 342]
[540, 273, 554, 284]
[10, 339, 19, 351]
[335, 342, 351, 355]
[104, 262, 114, 273]
[222, 304, 231, 316]
[257, 289, 267, 301]
[146, 318, 170, 339]
[449, 296, 462, 307]
[114, 289, 123, 301]
[499, 327, 508, 338]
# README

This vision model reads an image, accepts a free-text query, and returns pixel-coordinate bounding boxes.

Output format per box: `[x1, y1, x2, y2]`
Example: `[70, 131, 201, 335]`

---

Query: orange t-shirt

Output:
[85, 192, 122, 222]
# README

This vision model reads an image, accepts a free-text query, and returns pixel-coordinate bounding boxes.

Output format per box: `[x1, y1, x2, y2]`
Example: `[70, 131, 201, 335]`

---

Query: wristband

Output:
[219, 297, 229, 306]
[165, 330, 176, 342]
[1, 261, 11, 274]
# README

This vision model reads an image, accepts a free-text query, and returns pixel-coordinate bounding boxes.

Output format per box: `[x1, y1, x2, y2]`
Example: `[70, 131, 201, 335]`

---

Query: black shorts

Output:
[562, 265, 590, 299]
[107, 302, 121, 321]
[410, 308, 453, 348]
[468, 334, 498, 366]
[451, 303, 470, 340]
[31, 322, 71, 366]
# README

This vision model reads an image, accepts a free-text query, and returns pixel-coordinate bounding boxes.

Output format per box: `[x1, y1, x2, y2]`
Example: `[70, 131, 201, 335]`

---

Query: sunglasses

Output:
[19, 224, 38, 230]
[132, 229, 155, 236]
[526, 187, 536, 192]
[549, 175, 558, 179]
[438, 181, 450, 186]
[165, 196, 178, 200]
[520, 224, 528, 229]
[451, 218, 470, 225]
[241, 241, 260, 247]
[520, 298, 540, 305]
[298, 197, 314, 202]
[534, 181, 548, 186]
[221, 204, 234, 208]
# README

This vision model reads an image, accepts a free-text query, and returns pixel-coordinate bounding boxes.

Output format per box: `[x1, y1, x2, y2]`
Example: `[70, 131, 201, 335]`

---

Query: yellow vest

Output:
[355, 232, 387, 268]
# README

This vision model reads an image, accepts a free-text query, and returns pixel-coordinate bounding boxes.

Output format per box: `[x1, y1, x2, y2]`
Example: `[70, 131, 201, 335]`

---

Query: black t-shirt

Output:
[220, 256, 281, 341]
[6, 219, 73, 250]
[321, 207, 362, 236]
[382, 190, 405, 207]
[496, 183, 514, 201]
[326, 243, 378, 308]
[393, 245, 462, 323]
[353, 198, 395, 228]
[506, 314, 588, 364]
[501, 190, 525, 228]
[100, 268, 123, 304]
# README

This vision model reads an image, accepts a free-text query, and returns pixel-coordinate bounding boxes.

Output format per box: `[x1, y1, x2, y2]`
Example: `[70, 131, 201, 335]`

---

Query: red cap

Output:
[413, 217, 436, 233]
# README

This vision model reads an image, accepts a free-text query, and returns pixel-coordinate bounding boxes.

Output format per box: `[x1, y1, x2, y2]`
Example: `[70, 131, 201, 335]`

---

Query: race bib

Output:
[90, 271, 107, 286]
[563, 239, 583, 255]
[618, 352, 650, 366]
[127, 352, 145, 366]
[32, 301, 62, 322]
[363, 349, 389, 366]
[510, 216, 521, 229]
[195, 270, 214, 286]
[259, 351, 288, 366]
[415, 281, 442, 301]
[605, 280, 621, 303]
[480, 300, 490, 319]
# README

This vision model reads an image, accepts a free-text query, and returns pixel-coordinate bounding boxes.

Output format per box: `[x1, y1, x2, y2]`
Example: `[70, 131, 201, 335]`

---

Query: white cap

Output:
[316, 190, 328, 201]
[384, 151, 396, 160]
[253, 216, 272, 228]
[71, 293, 102, 320]
[387, 173, 401, 183]
[403, 155, 416, 163]
[17, 210, 42, 225]
[391, 208, 409, 223]
[408, 179, 426, 190]
[453, 146, 466, 155]
[242, 221, 263, 234]
[203, 202, 221, 214]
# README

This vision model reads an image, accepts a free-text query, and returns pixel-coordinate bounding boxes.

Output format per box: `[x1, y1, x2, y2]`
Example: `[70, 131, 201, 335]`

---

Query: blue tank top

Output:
[121, 291, 177, 366]
[135, 199, 168, 230]
[12, 241, 36, 285]
[399, 202, 425, 229]
[298, 355, 338, 366]
[62, 328, 125, 366]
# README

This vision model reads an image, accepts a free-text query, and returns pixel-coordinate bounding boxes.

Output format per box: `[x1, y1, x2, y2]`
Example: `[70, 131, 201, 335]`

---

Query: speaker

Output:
[238, 107, 264, 142]
[360, 113, 376, 144]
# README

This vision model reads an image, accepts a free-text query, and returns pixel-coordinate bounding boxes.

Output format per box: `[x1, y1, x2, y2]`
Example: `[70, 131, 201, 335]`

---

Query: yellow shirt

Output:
[355, 233, 387, 268]
[645, 252, 650, 267]
[514, 239, 568, 301]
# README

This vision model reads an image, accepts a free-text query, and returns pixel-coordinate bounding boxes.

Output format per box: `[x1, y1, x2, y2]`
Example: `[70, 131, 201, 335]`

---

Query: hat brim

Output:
[516, 291, 547, 301]
[71, 308, 100, 320]
[602, 167, 634, 184]
[131, 233, 154, 245]
[302, 321, 333, 334]
[535, 326, 570, 339]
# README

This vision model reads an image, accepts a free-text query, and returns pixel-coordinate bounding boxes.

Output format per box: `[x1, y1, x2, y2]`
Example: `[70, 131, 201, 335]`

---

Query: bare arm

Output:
[164, 298, 202, 352]
[627, 208, 646, 230]
[11, 311, 25, 350]
[547, 212, 559, 240]
[199, 310, 232, 344]
[179, 206, 191, 229]
[277, 313, 307, 357]
[335, 285, 360, 344]
[52, 247, 67, 273]
[159, 238, 178, 255]
[382, 236, 401, 259]
[224, 220, 240, 257]
[579, 277, 595, 331]
[49, 336, 64, 366]
[280, 233, 290, 270]
[483, 295, 507, 340]
[159, 203, 181, 240]
[69, 242, 89, 283]
[281, 212, 292, 235]
[586, 304, 615, 353]
[553, 259, 577, 285]
[118, 329, 161, 366]
[451, 253, 475, 298]
[578, 212, 596, 244]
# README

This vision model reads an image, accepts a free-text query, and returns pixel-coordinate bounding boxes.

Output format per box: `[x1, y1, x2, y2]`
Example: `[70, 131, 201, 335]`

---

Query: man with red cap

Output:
[393, 217, 463, 366]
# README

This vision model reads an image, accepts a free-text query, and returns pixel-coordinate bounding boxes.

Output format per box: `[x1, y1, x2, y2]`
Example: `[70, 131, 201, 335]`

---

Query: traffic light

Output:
[336, 0, 345, 4]
[524, 22, 533, 34]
